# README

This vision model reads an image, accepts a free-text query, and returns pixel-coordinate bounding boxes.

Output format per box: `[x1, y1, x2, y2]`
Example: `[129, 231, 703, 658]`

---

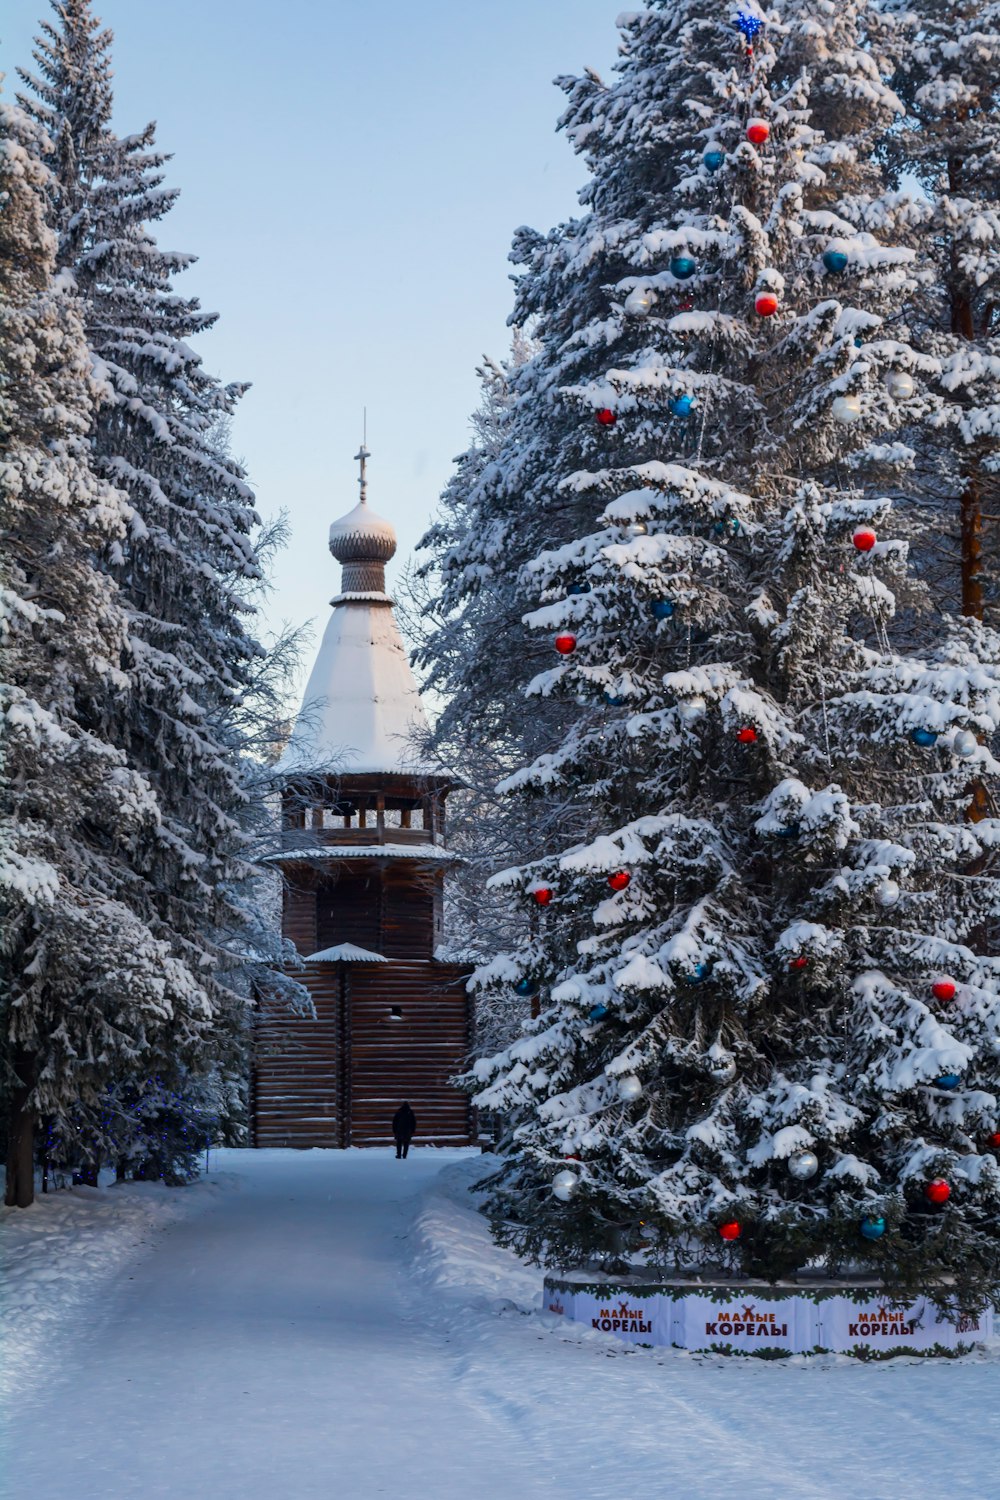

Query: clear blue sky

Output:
[2, 0, 619, 675]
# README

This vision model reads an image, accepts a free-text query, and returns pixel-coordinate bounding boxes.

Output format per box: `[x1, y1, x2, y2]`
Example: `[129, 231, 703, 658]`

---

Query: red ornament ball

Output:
[607, 870, 632, 892]
[932, 978, 957, 1002]
[554, 633, 577, 656]
[719, 1220, 742, 1242]
[988, 1133, 1000, 1150]
[736, 726, 758, 744]
[532, 887, 553, 907]
[755, 292, 779, 317]
[925, 1178, 951, 1205]
[853, 527, 877, 552]
[789, 956, 810, 971]
[595, 408, 617, 427]
[746, 119, 770, 145]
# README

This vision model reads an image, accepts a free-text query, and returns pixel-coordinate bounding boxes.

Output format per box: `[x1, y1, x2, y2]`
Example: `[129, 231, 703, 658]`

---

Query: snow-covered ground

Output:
[3, 1148, 999, 1499]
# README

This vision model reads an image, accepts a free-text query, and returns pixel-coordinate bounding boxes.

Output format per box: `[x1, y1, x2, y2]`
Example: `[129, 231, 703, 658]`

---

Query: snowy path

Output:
[4, 1148, 999, 1500]
[3, 1150, 549, 1500]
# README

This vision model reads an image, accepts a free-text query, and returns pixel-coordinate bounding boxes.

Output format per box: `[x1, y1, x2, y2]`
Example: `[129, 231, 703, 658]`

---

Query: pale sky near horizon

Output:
[1, 0, 620, 689]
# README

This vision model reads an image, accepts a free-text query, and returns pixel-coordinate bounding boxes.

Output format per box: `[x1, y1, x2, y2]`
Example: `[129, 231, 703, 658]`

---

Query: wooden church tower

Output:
[253, 447, 474, 1148]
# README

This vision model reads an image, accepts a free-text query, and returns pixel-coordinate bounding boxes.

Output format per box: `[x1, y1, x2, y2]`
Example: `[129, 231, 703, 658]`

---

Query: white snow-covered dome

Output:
[275, 593, 436, 777]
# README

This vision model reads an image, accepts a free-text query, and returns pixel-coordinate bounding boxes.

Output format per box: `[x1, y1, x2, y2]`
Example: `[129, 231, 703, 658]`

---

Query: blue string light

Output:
[735, 11, 764, 41]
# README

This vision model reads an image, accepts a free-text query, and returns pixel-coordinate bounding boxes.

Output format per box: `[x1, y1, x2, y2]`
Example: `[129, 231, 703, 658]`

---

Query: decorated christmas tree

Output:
[466, 0, 1000, 1311]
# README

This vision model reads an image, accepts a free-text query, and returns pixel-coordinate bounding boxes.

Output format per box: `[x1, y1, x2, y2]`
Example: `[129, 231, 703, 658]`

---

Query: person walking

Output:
[392, 1101, 416, 1158]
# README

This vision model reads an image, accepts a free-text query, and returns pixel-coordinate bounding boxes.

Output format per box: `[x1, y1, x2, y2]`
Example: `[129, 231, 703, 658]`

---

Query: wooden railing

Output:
[280, 825, 438, 851]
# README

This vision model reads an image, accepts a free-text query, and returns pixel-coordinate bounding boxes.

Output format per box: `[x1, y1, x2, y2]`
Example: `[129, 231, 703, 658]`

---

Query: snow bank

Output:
[0, 1171, 228, 1403]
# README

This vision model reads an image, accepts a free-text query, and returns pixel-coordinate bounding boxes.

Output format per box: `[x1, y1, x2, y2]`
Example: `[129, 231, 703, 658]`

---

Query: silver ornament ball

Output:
[953, 729, 978, 759]
[624, 288, 654, 318]
[617, 1073, 644, 1102]
[678, 695, 708, 722]
[884, 370, 914, 401]
[875, 878, 901, 908]
[832, 394, 863, 424]
[552, 1169, 579, 1202]
[788, 1149, 819, 1180]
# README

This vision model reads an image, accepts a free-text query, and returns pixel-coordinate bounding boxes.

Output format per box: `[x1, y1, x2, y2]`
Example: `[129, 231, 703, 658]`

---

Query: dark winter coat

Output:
[392, 1104, 416, 1141]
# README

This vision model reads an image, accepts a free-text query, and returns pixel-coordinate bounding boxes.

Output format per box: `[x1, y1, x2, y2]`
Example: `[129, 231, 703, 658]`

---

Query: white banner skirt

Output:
[543, 1276, 993, 1357]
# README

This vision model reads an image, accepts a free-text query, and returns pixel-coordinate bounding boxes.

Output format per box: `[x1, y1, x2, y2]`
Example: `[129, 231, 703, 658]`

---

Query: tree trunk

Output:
[960, 469, 985, 624]
[4, 1051, 36, 1208]
[947, 151, 989, 839]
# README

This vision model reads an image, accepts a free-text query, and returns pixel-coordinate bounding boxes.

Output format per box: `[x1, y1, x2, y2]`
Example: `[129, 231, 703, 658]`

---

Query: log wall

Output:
[348, 962, 472, 1145]
[253, 959, 472, 1148]
[254, 964, 343, 1148]
[316, 871, 382, 954]
[282, 877, 317, 956]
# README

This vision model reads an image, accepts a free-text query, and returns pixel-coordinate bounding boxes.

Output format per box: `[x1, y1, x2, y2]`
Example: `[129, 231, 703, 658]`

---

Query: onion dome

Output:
[328, 446, 398, 593]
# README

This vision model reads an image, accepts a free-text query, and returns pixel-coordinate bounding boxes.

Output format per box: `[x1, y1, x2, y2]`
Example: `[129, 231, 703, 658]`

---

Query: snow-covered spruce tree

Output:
[876, 1, 1000, 628]
[15, 1, 295, 1174]
[467, 0, 1000, 1311]
[412, 23, 775, 1014]
[0, 100, 214, 1207]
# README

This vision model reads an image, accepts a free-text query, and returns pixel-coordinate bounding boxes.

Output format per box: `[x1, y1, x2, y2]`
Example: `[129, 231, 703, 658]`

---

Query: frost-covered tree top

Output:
[461, 0, 1000, 1309]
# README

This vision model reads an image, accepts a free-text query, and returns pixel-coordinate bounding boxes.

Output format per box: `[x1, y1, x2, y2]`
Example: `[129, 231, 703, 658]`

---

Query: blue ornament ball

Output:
[670, 255, 697, 280]
[514, 978, 536, 997]
[822, 248, 849, 274]
[934, 1073, 961, 1090]
[774, 823, 801, 839]
[604, 692, 628, 708]
[685, 962, 709, 986]
[589, 1003, 609, 1021]
[651, 599, 675, 621]
[568, 582, 592, 596]
[860, 1216, 886, 1241]
[911, 727, 939, 748]
[703, 149, 725, 173]
[712, 516, 741, 538]
[669, 394, 694, 418]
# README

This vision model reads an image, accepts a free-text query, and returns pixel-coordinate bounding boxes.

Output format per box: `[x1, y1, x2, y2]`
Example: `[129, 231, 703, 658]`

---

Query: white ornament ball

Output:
[884, 370, 914, 401]
[552, 1169, 579, 1202]
[875, 878, 901, 908]
[617, 1073, 644, 1102]
[624, 288, 655, 318]
[678, 695, 708, 722]
[953, 729, 978, 759]
[788, 1149, 819, 1180]
[832, 394, 863, 424]
[627, 521, 649, 537]
[709, 1056, 737, 1083]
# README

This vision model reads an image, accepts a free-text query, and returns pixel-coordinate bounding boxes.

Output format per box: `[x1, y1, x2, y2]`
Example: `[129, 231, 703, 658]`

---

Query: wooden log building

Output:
[253, 448, 474, 1148]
